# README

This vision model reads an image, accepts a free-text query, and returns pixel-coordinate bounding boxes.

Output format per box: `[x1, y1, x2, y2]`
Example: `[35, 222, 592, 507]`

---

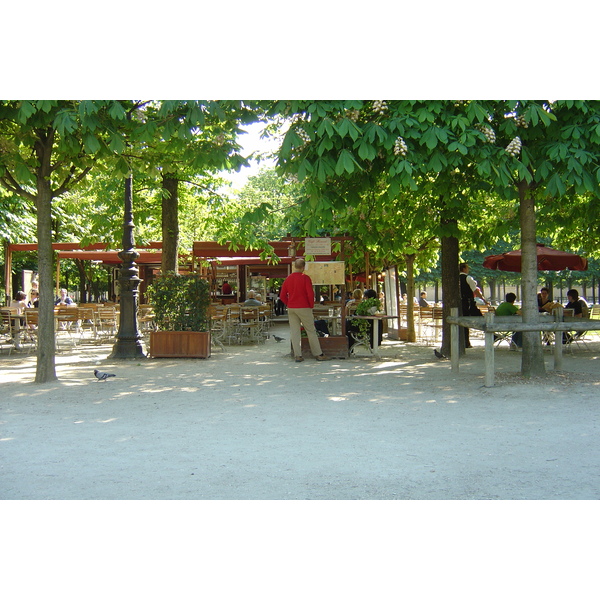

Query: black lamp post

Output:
[109, 173, 146, 359]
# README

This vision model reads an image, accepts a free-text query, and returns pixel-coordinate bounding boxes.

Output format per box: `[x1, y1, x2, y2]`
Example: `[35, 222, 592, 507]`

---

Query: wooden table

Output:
[447, 307, 600, 387]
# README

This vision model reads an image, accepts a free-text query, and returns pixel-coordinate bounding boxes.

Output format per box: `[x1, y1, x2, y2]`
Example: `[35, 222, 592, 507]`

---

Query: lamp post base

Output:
[109, 337, 146, 359]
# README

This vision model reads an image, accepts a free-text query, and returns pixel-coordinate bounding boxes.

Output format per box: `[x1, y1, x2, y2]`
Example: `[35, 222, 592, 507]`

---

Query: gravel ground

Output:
[2, 325, 599, 501]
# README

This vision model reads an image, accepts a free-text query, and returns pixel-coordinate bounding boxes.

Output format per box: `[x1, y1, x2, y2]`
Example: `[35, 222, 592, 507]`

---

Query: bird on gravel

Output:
[273, 335, 285, 343]
[94, 369, 116, 381]
[434, 349, 448, 360]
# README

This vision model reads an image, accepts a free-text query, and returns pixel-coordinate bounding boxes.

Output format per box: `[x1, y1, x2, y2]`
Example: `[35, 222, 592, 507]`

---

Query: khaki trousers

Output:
[287, 307, 323, 358]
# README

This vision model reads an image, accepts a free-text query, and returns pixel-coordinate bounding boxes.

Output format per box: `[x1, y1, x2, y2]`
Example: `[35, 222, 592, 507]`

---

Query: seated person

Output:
[221, 280, 233, 295]
[564, 289, 588, 343]
[418, 291, 429, 307]
[345, 288, 363, 315]
[10, 291, 28, 324]
[28, 289, 39, 308]
[494, 292, 522, 348]
[565, 289, 587, 318]
[537, 287, 552, 312]
[243, 290, 262, 306]
[55, 288, 75, 306]
[314, 319, 330, 337]
[346, 289, 383, 350]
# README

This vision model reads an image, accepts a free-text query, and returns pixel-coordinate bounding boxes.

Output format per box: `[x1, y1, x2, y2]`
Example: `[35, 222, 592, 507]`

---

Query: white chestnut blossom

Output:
[505, 136, 522, 157]
[394, 136, 408, 156]
[476, 124, 496, 143]
[372, 100, 389, 116]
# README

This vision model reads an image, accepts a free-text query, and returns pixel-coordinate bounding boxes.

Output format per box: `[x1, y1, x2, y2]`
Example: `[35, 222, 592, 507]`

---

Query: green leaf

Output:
[547, 172, 566, 196]
[516, 163, 533, 183]
[335, 149, 355, 175]
[317, 137, 333, 156]
[108, 101, 127, 121]
[428, 152, 447, 172]
[317, 117, 335, 138]
[79, 101, 100, 118]
[448, 141, 468, 155]
[109, 133, 126, 154]
[357, 140, 376, 161]
[115, 156, 130, 176]
[537, 160, 552, 179]
[18, 101, 36, 123]
[476, 159, 491, 177]
[435, 127, 448, 144]
[335, 118, 350, 138]
[15, 162, 34, 183]
[35, 100, 56, 113]
[84, 133, 101, 154]
[297, 159, 312, 181]
[373, 124, 387, 143]
[421, 126, 438, 149]
[54, 109, 77, 136]
[315, 157, 333, 182]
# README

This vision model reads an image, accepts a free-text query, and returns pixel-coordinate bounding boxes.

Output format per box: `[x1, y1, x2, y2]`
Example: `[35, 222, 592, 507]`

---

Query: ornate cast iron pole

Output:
[109, 173, 146, 359]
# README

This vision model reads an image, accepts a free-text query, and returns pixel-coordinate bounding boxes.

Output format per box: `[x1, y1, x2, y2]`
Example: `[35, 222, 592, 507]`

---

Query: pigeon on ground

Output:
[434, 349, 448, 360]
[94, 369, 116, 381]
[273, 335, 285, 343]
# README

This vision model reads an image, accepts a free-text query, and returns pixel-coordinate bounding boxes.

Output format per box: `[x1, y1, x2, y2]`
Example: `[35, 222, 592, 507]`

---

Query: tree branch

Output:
[53, 165, 93, 198]
[0, 171, 37, 202]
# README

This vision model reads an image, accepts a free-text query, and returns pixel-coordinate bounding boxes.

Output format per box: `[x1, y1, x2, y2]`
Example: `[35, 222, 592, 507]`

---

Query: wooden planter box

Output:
[298, 335, 349, 359]
[149, 331, 211, 358]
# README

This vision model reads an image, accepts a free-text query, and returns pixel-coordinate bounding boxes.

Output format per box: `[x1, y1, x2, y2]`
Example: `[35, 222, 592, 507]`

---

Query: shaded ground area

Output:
[1, 325, 599, 500]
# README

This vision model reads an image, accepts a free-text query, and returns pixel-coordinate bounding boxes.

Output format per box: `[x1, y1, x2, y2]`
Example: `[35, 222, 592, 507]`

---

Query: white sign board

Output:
[304, 237, 331, 256]
[304, 261, 345, 285]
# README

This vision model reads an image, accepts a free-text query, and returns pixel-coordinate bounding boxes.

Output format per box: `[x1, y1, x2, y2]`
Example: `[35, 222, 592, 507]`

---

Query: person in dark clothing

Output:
[459, 263, 488, 348]
[537, 287, 551, 312]
[563, 289, 588, 343]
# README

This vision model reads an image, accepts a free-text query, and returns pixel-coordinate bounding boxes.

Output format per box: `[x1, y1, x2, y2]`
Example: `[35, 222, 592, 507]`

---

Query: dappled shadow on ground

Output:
[2, 330, 600, 399]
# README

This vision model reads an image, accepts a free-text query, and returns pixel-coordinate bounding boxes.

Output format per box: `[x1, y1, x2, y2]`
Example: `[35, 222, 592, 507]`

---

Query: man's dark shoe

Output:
[315, 354, 329, 361]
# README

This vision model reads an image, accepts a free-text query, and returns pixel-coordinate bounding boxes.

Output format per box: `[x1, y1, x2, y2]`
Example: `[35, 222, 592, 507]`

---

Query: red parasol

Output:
[483, 244, 588, 272]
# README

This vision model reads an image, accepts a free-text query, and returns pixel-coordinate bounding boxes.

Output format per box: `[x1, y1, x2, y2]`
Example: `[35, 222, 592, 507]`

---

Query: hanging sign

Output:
[304, 237, 331, 256]
[304, 261, 345, 285]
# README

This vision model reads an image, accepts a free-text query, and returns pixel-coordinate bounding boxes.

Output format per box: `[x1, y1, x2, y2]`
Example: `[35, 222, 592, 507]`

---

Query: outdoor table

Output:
[447, 307, 600, 387]
[349, 314, 399, 359]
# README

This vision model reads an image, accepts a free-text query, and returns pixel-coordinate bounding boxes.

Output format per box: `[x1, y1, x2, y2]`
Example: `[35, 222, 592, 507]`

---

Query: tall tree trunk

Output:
[34, 130, 57, 383]
[440, 231, 459, 357]
[405, 253, 416, 342]
[161, 175, 179, 274]
[519, 181, 545, 376]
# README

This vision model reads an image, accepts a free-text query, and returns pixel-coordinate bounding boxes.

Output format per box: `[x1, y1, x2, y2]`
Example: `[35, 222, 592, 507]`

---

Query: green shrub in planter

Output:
[352, 296, 382, 338]
[147, 273, 211, 332]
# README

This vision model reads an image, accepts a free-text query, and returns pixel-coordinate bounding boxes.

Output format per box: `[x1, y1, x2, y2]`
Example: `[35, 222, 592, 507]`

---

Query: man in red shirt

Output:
[280, 258, 328, 362]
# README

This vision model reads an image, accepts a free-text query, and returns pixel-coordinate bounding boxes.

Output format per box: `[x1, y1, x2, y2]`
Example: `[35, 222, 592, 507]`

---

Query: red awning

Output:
[57, 250, 163, 264]
[207, 256, 294, 266]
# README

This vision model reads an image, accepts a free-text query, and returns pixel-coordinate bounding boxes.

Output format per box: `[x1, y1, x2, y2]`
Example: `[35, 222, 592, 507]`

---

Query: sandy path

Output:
[1, 324, 599, 500]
